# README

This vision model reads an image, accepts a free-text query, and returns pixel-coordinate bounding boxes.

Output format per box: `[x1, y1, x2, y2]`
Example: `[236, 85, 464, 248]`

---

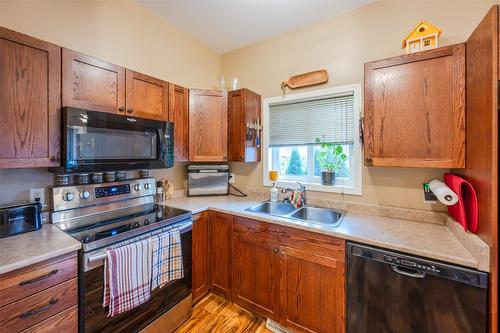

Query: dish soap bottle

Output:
[270, 182, 278, 202]
[268, 170, 279, 202]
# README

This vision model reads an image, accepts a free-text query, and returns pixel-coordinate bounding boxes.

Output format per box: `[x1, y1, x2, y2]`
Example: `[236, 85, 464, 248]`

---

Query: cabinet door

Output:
[62, 48, 125, 114]
[232, 233, 280, 320]
[189, 89, 228, 162]
[364, 44, 465, 168]
[0, 27, 61, 169]
[208, 211, 232, 296]
[169, 84, 189, 162]
[228, 88, 261, 162]
[125, 69, 168, 121]
[192, 212, 209, 303]
[280, 246, 345, 333]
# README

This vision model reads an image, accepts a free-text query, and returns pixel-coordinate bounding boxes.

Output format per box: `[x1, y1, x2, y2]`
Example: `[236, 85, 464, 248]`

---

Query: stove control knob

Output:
[81, 236, 91, 244]
[144, 183, 151, 190]
[134, 221, 140, 228]
[144, 218, 150, 225]
[134, 184, 142, 191]
[63, 192, 75, 201]
[79, 190, 90, 200]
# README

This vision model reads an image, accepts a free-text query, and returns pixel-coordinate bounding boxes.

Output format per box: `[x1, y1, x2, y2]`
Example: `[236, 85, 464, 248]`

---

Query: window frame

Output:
[262, 84, 362, 195]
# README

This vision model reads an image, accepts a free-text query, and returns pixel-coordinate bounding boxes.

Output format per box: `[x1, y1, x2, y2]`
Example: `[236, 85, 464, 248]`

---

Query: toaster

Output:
[0, 201, 43, 238]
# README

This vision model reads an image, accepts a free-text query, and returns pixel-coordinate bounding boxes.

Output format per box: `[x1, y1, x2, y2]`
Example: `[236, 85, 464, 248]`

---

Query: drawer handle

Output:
[19, 297, 58, 318]
[19, 269, 58, 286]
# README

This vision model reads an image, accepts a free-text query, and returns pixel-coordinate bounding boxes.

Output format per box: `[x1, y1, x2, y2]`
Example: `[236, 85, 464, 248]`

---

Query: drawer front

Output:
[0, 252, 77, 307]
[0, 278, 77, 332]
[21, 305, 77, 333]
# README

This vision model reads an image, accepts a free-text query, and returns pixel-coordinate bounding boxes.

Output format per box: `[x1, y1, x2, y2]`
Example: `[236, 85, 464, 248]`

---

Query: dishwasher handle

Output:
[391, 264, 426, 278]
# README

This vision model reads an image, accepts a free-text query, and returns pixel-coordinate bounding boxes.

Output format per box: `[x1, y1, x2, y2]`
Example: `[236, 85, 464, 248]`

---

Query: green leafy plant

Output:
[315, 137, 347, 172]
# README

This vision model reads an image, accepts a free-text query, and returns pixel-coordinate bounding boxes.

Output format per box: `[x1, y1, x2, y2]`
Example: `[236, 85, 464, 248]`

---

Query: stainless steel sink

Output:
[245, 201, 344, 228]
[245, 201, 297, 215]
[289, 206, 343, 227]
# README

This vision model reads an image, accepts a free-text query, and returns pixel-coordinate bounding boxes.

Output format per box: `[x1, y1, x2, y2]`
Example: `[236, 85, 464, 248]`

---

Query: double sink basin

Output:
[245, 201, 344, 228]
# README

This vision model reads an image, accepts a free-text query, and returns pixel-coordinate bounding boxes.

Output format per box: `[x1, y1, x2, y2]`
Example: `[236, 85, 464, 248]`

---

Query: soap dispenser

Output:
[269, 170, 279, 202]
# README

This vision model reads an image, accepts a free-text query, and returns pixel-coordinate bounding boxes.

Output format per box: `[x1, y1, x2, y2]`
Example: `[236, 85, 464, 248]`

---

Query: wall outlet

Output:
[229, 173, 235, 184]
[422, 182, 438, 203]
[30, 188, 45, 205]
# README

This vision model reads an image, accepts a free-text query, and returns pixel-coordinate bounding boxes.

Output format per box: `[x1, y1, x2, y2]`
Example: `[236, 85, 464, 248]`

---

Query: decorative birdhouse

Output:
[402, 21, 442, 54]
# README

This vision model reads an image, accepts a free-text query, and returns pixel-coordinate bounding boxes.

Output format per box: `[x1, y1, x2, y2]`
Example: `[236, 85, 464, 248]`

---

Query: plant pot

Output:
[321, 171, 335, 185]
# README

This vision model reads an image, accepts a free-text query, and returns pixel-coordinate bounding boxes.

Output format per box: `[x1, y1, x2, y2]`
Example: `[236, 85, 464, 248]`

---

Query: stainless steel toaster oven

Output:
[187, 165, 229, 197]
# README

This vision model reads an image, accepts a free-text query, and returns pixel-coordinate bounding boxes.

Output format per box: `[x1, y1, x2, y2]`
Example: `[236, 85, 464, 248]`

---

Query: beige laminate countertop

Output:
[0, 223, 81, 275]
[161, 195, 484, 271]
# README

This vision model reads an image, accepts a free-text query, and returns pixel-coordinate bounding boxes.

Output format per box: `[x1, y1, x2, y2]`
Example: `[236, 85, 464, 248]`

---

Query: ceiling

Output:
[137, 0, 375, 54]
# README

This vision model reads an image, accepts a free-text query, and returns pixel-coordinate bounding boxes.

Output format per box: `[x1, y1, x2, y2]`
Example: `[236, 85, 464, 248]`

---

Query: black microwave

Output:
[50, 107, 174, 173]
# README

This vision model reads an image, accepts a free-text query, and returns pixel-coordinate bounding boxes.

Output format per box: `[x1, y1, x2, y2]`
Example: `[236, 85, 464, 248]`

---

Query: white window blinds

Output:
[269, 92, 355, 147]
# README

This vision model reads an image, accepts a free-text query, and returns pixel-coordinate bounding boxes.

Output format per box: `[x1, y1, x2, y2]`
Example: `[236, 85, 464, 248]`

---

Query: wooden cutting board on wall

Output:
[281, 69, 328, 89]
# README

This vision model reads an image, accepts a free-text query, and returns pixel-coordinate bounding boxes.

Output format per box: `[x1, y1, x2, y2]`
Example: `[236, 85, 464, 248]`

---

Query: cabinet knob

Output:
[273, 248, 278, 253]
[50, 156, 61, 162]
[127, 108, 133, 114]
[365, 156, 373, 165]
[118, 106, 125, 113]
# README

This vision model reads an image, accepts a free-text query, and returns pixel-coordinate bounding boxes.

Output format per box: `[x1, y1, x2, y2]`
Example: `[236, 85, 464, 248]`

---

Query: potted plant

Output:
[315, 137, 347, 185]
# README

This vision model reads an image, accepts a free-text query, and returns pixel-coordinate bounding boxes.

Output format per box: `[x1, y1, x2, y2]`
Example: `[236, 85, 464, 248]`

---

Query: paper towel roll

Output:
[429, 180, 459, 205]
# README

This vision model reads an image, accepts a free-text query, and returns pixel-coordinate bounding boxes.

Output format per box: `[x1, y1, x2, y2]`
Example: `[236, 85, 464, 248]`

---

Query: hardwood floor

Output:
[175, 293, 271, 333]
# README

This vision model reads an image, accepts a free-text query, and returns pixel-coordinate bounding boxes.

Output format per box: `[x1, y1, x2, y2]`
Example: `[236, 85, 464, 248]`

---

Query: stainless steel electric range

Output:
[51, 177, 192, 333]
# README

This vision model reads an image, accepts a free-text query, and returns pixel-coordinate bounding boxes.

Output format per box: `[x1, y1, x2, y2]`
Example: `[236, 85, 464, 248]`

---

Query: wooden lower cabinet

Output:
[192, 212, 209, 303]
[0, 252, 78, 333]
[232, 233, 280, 320]
[208, 211, 233, 296]
[231, 216, 346, 333]
[280, 246, 345, 333]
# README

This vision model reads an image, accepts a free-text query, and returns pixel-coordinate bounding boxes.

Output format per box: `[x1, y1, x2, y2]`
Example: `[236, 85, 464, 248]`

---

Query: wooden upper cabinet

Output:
[364, 44, 465, 168]
[62, 48, 125, 114]
[125, 69, 168, 121]
[0, 27, 61, 169]
[192, 212, 209, 303]
[208, 211, 232, 296]
[189, 89, 228, 162]
[169, 84, 189, 162]
[228, 88, 262, 163]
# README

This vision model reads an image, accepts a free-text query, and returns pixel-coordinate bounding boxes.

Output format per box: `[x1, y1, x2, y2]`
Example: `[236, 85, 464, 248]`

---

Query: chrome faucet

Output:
[281, 182, 307, 206]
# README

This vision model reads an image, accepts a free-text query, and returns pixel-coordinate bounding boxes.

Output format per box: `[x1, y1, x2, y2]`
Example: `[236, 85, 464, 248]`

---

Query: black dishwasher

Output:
[347, 242, 488, 333]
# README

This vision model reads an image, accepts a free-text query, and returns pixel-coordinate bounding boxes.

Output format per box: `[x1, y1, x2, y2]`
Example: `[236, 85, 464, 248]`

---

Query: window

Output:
[263, 84, 362, 195]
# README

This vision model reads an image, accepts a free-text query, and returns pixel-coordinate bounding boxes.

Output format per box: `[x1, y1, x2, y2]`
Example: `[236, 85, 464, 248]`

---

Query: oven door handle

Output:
[86, 221, 192, 264]
[88, 252, 108, 263]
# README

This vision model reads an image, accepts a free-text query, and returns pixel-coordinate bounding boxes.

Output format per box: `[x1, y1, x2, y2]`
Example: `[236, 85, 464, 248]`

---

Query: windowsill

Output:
[263, 179, 362, 196]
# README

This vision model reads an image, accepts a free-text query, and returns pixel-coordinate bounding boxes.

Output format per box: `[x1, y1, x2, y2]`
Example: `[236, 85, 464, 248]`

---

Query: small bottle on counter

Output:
[268, 170, 279, 202]
[270, 182, 278, 202]
[156, 180, 164, 202]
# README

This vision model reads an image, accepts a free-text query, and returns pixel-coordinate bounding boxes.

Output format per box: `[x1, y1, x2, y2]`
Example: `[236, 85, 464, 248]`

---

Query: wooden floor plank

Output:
[175, 293, 271, 333]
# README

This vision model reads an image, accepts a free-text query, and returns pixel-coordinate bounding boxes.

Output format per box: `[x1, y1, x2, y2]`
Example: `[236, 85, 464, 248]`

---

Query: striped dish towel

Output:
[103, 238, 152, 317]
[150, 228, 184, 290]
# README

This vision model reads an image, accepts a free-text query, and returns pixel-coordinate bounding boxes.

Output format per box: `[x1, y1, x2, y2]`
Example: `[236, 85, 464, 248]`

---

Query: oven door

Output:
[79, 224, 192, 333]
[56, 107, 173, 173]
